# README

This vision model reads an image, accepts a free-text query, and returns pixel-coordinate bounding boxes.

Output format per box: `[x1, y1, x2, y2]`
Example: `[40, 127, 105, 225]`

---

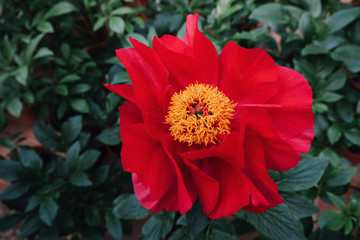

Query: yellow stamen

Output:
[165, 83, 236, 146]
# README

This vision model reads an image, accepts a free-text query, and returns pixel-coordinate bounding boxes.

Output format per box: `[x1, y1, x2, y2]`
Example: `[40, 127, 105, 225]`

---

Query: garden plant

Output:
[0, 0, 360, 240]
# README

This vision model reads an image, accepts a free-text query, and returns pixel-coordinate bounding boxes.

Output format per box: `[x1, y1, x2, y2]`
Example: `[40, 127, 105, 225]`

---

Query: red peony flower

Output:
[104, 13, 314, 219]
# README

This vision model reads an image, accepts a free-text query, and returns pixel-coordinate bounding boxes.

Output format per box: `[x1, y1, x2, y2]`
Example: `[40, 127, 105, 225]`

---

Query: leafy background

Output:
[0, 0, 360, 239]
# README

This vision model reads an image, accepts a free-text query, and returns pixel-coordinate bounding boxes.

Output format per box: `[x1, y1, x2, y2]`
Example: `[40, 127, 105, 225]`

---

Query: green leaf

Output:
[325, 7, 360, 34]
[344, 128, 360, 145]
[43, 2, 77, 19]
[37, 21, 54, 33]
[19, 149, 43, 169]
[69, 171, 92, 187]
[113, 194, 149, 219]
[281, 192, 319, 218]
[14, 65, 28, 85]
[70, 83, 91, 94]
[96, 126, 121, 145]
[344, 218, 353, 235]
[326, 166, 357, 187]
[39, 198, 58, 226]
[305, 0, 321, 18]
[111, 6, 143, 15]
[70, 98, 90, 113]
[18, 216, 42, 238]
[324, 72, 346, 91]
[7, 97, 23, 117]
[25, 34, 45, 64]
[26, 194, 42, 212]
[34, 47, 54, 59]
[0, 138, 16, 149]
[57, 99, 67, 119]
[0, 214, 23, 231]
[142, 211, 175, 240]
[60, 74, 80, 83]
[54, 85, 68, 96]
[331, 45, 360, 73]
[301, 41, 328, 56]
[2, 35, 13, 62]
[327, 192, 346, 212]
[299, 12, 315, 42]
[186, 201, 209, 238]
[209, 220, 238, 240]
[109, 17, 125, 34]
[319, 92, 343, 103]
[327, 124, 342, 145]
[77, 149, 100, 171]
[249, 3, 288, 25]
[0, 160, 23, 181]
[312, 102, 328, 113]
[93, 16, 107, 31]
[85, 207, 101, 226]
[61, 115, 82, 144]
[318, 210, 346, 231]
[336, 101, 353, 123]
[0, 183, 30, 200]
[34, 122, 61, 151]
[106, 211, 122, 240]
[126, 32, 148, 46]
[243, 204, 306, 240]
[66, 141, 80, 171]
[93, 165, 110, 186]
[276, 157, 329, 192]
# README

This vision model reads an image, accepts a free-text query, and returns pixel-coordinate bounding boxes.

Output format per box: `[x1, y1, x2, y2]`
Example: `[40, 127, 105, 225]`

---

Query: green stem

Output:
[205, 219, 214, 239]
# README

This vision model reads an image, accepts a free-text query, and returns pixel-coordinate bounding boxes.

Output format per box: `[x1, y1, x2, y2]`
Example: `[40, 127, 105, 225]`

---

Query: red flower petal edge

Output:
[104, 13, 314, 219]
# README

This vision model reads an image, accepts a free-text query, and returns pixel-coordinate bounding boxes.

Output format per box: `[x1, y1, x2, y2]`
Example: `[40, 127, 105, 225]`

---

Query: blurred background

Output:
[0, 0, 360, 239]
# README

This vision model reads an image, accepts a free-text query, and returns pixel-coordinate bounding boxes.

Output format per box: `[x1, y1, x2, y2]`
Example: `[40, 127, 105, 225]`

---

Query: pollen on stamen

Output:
[165, 83, 236, 146]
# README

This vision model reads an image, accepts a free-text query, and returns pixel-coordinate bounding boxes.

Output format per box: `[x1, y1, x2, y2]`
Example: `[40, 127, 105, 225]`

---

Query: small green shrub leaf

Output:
[142, 211, 175, 240]
[276, 157, 329, 192]
[113, 194, 149, 219]
[39, 198, 58, 226]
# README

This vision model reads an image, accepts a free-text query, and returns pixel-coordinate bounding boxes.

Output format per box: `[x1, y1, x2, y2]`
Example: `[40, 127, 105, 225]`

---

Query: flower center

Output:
[165, 83, 236, 146]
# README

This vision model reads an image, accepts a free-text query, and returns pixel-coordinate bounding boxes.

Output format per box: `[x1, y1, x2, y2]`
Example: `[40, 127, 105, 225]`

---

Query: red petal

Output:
[119, 101, 143, 126]
[116, 38, 169, 140]
[121, 123, 175, 201]
[218, 42, 278, 104]
[180, 157, 219, 214]
[242, 131, 284, 213]
[179, 131, 245, 176]
[183, 14, 219, 85]
[266, 66, 314, 153]
[244, 108, 301, 171]
[159, 135, 195, 214]
[205, 159, 251, 219]
[152, 36, 207, 89]
[103, 83, 137, 104]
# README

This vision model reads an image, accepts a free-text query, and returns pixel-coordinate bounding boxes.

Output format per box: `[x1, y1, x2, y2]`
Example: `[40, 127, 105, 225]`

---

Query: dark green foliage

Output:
[1, 0, 360, 239]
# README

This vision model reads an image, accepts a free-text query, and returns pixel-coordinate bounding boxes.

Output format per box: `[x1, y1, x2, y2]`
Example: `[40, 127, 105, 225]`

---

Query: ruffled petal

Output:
[160, 135, 195, 214]
[121, 123, 175, 202]
[242, 130, 284, 213]
[103, 83, 137, 104]
[244, 108, 301, 171]
[183, 14, 219, 85]
[266, 66, 314, 153]
[205, 159, 251, 219]
[218, 42, 278, 104]
[115, 38, 170, 140]
[180, 157, 219, 214]
[152, 14, 219, 90]
[179, 131, 245, 176]
[152, 35, 207, 89]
